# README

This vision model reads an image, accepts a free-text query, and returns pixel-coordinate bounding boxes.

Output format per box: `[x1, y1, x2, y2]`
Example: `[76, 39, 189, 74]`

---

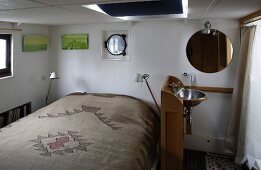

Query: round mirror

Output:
[105, 34, 127, 56]
[186, 29, 233, 73]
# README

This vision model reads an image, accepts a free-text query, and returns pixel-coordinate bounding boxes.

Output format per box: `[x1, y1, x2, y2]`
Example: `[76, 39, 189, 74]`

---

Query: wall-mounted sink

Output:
[176, 88, 207, 107]
[175, 88, 207, 134]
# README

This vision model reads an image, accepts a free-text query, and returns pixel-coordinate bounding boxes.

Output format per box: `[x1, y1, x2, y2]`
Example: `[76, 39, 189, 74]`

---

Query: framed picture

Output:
[22, 35, 48, 52]
[61, 34, 89, 50]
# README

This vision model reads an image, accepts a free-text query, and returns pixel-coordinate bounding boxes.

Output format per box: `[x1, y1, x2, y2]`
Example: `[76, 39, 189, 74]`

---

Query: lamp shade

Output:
[135, 73, 143, 83]
[202, 21, 211, 34]
[134, 73, 160, 113]
[49, 72, 59, 79]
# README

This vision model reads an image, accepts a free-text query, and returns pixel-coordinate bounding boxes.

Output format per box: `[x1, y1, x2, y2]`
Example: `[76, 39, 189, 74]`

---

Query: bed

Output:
[0, 93, 160, 170]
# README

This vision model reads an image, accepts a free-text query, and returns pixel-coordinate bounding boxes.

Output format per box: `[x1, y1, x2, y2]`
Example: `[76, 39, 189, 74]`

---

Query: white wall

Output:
[50, 19, 240, 153]
[0, 22, 50, 113]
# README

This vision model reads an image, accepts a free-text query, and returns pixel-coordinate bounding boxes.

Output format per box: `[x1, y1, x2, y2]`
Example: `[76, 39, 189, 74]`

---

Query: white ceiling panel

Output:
[32, 0, 152, 6]
[0, 0, 259, 25]
[0, 6, 120, 25]
[0, 0, 45, 10]
[188, 0, 261, 19]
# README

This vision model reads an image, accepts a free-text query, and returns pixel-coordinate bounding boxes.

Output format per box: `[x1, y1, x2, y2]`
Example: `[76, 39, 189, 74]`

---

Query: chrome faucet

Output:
[181, 73, 196, 86]
[171, 82, 184, 95]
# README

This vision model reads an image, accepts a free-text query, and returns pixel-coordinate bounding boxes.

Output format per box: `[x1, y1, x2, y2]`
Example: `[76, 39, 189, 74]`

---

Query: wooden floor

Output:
[159, 149, 248, 170]
[184, 149, 206, 170]
[183, 149, 248, 170]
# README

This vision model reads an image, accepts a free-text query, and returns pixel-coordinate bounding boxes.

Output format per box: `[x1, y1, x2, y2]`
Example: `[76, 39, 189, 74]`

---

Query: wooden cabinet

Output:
[161, 76, 184, 170]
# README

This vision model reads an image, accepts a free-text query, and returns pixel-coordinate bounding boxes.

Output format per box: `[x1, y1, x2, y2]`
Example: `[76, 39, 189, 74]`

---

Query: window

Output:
[102, 30, 130, 61]
[0, 34, 11, 78]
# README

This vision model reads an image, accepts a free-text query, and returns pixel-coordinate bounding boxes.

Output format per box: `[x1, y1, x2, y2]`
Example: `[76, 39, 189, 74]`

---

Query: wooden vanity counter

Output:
[161, 76, 184, 170]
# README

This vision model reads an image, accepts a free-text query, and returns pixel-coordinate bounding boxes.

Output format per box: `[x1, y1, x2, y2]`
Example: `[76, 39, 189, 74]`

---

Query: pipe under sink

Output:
[175, 88, 208, 134]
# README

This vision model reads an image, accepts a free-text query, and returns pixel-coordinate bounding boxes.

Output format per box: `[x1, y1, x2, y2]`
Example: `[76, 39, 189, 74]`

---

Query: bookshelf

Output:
[0, 102, 31, 127]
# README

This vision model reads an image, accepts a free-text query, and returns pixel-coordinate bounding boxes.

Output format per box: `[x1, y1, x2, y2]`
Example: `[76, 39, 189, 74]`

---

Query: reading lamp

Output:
[202, 21, 211, 34]
[135, 73, 160, 113]
[45, 72, 59, 106]
[202, 21, 218, 36]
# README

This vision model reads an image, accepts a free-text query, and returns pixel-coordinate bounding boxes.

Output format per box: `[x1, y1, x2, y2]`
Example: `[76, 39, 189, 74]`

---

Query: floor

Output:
[158, 149, 248, 169]
[184, 149, 243, 170]
[184, 149, 206, 170]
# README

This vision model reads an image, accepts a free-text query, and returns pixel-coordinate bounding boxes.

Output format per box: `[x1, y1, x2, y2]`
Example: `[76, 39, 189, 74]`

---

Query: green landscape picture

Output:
[23, 35, 48, 52]
[61, 34, 89, 50]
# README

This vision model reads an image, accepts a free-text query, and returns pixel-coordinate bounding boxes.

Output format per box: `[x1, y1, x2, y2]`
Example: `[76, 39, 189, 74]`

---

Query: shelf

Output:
[185, 86, 233, 94]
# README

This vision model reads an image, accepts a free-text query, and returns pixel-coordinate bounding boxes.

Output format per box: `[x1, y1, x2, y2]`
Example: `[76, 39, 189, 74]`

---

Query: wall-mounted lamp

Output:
[202, 21, 211, 34]
[135, 73, 160, 113]
[45, 72, 59, 106]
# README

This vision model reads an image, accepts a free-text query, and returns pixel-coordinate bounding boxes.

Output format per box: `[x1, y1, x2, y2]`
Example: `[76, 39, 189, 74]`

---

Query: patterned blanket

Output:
[0, 94, 159, 170]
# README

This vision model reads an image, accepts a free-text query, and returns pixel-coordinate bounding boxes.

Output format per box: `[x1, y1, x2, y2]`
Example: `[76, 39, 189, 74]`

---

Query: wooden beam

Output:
[240, 10, 261, 26]
[185, 86, 233, 94]
[0, 28, 22, 32]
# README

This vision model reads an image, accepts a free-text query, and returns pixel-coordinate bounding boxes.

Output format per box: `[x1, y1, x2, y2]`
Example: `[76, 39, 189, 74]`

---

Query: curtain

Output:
[224, 26, 256, 154]
[225, 20, 261, 169]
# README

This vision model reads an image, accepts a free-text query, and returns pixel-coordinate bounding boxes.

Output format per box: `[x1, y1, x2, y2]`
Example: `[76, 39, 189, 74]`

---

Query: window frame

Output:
[0, 34, 12, 78]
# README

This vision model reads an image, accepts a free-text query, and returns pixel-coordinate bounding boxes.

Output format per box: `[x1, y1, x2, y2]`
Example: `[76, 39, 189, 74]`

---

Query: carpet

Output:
[206, 152, 241, 170]
[184, 149, 242, 170]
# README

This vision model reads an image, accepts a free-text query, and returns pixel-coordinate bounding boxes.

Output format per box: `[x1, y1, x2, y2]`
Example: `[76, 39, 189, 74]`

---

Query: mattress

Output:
[0, 93, 160, 170]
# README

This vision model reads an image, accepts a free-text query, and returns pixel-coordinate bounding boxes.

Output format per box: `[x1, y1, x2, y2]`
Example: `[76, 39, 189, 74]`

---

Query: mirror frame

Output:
[104, 34, 127, 56]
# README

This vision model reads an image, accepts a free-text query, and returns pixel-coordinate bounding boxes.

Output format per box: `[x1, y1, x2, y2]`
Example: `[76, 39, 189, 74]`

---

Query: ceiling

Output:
[0, 0, 259, 25]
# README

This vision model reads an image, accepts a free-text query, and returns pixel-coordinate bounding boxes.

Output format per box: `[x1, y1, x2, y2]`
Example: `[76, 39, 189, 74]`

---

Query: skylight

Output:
[82, 4, 108, 15]
[82, 0, 188, 20]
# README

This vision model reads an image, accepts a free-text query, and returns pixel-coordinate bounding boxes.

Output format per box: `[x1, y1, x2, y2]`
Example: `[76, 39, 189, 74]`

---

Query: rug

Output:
[206, 152, 241, 170]
[184, 149, 242, 170]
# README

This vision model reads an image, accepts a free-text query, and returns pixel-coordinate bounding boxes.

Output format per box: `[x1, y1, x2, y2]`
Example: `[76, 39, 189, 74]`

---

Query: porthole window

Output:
[104, 34, 127, 56]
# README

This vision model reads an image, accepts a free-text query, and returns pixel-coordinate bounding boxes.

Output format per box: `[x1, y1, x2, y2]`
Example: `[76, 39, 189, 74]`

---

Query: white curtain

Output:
[225, 20, 261, 169]
[224, 26, 255, 155]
